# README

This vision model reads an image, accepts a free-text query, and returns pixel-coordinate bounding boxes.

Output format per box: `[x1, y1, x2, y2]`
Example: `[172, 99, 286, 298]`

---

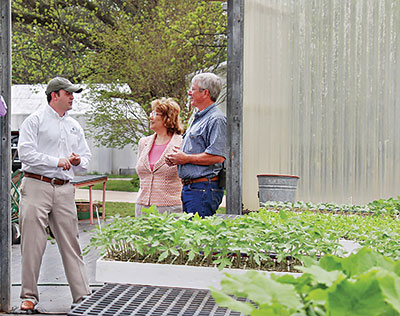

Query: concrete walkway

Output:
[6, 189, 226, 314]
[10, 220, 101, 315]
[75, 189, 226, 207]
[75, 189, 138, 203]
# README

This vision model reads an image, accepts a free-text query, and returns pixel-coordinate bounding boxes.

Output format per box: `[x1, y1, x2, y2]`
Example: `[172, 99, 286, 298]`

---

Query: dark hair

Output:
[46, 90, 60, 103]
[151, 98, 184, 135]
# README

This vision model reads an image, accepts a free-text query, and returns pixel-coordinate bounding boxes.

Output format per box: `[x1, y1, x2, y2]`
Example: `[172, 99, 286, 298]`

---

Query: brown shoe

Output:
[20, 300, 35, 311]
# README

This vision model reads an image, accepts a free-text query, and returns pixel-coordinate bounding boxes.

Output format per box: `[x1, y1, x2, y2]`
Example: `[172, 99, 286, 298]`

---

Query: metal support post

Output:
[0, 0, 12, 312]
[226, 0, 244, 214]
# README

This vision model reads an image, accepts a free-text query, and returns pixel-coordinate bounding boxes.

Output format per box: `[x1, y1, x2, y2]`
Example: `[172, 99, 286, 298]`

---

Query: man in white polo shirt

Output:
[17, 77, 92, 311]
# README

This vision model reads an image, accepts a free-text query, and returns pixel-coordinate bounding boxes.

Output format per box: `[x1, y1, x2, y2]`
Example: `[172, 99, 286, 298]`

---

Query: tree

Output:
[12, 0, 227, 148]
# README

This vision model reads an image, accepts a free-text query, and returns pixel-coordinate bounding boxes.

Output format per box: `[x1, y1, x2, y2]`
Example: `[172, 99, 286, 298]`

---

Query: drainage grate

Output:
[68, 283, 245, 316]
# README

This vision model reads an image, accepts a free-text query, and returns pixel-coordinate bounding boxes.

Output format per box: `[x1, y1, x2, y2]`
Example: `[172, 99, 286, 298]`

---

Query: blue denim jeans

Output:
[181, 180, 224, 217]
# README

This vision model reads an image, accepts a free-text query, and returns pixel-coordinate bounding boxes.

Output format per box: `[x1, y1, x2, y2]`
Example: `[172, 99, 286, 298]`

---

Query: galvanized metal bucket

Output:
[257, 174, 300, 204]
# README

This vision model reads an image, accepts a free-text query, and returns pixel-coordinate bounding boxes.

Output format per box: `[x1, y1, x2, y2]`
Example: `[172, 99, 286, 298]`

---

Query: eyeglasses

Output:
[149, 111, 161, 118]
[188, 87, 205, 93]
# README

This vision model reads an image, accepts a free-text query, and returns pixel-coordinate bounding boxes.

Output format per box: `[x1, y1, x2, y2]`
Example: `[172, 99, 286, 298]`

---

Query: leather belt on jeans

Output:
[24, 172, 70, 185]
[181, 176, 219, 185]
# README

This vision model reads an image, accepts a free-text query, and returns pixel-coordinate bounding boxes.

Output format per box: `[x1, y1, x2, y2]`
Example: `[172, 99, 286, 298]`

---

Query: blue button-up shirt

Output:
[178, 104, 227, 179]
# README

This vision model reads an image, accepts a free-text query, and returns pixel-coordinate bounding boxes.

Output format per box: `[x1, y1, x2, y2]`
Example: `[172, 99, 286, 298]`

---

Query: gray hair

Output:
[192, 72, 222, 102]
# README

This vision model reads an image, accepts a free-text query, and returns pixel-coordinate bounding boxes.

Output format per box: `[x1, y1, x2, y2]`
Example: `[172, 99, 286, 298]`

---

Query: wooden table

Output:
[71, 175, 108, 224]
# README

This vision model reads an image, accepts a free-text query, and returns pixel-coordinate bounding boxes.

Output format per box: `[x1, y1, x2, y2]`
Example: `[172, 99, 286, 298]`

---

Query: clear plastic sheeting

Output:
[243, 0, 400, 209]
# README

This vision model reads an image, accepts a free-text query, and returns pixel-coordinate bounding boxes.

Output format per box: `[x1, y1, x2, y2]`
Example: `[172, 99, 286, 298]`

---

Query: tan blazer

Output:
[135, 133, 183, 206]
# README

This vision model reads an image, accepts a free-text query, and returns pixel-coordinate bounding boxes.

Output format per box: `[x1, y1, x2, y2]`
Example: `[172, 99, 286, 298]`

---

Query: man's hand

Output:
[58, 153, 80, 170]
[69, 152, 81, 166]
[58, 157, 72, 170]
[167, 149, 225, 167]
[165, 146, 187, 166]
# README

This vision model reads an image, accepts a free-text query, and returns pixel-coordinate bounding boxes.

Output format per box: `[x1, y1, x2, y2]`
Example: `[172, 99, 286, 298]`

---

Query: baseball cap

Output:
[45, 77, 83, 95]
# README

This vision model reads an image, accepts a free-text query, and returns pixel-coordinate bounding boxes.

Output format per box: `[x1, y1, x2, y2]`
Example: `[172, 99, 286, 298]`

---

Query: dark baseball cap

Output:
[45, 77, 83, 95]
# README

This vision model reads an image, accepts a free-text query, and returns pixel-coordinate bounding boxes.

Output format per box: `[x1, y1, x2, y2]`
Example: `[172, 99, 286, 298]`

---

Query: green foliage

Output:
[75, 201, 135, 217]
[259, 200, 400, 260]
[12, 0, 98, 83]
[87, 197, 400, 314]
[105, 174, 135, 178]
[261, 197, 400, 216]
[368, 197, 400, 216]
[87, 196, 400, 271]
[104, 202, 135, 217]
[212, 248, 400, 316]
[130, 174, 140, 190]
[12, 0, 227, 148]
[86, 208, 347, 271]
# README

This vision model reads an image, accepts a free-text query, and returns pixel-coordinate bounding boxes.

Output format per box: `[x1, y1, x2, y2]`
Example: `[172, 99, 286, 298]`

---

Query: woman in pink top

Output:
[135, 98, 183, 216]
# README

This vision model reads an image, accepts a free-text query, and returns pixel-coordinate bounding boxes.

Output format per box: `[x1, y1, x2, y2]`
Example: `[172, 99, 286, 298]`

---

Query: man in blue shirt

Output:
[166, 73, 226, 217]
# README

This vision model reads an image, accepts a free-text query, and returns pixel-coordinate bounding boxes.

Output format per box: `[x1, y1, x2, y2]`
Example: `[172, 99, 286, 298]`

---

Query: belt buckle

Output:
[51, 178, 57, 185]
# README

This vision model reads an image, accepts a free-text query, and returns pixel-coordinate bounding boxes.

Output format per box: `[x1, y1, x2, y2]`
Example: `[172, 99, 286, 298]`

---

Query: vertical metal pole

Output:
[226, 0, 244, 214]
[0, 0, 11, 312]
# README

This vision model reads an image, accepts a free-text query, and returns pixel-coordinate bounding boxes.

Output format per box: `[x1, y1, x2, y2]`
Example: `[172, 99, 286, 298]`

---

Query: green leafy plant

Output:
[86, 197, 400, 272]
[86, 208, 345, 270]
[212, 247, 400, 316]
[130, 174, 140, 191]
[368, 196, 400, 216]
[260, 196, 400, 217]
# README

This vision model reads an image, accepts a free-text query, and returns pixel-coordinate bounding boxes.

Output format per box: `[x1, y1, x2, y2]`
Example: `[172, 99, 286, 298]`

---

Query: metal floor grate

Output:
[68, 283, 244, 316]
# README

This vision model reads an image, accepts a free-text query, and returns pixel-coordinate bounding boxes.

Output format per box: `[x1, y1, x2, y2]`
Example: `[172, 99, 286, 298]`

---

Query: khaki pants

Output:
[19, 177, 90, 304]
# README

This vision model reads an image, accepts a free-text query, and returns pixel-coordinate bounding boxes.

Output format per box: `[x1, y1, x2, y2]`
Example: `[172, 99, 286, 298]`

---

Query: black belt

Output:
[181, 176, 219, 185]
[24, 172, 70, 185]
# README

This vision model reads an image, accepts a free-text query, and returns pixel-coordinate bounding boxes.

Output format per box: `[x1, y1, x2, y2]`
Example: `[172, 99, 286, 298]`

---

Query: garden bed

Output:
[88, 212, 331, 273]
[84, 198, 400, 314]
[86, 207, 367, 273]
[255, 197, 400, 217]
[96, 257, 302, 289]
[95, 238, 358, 289]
